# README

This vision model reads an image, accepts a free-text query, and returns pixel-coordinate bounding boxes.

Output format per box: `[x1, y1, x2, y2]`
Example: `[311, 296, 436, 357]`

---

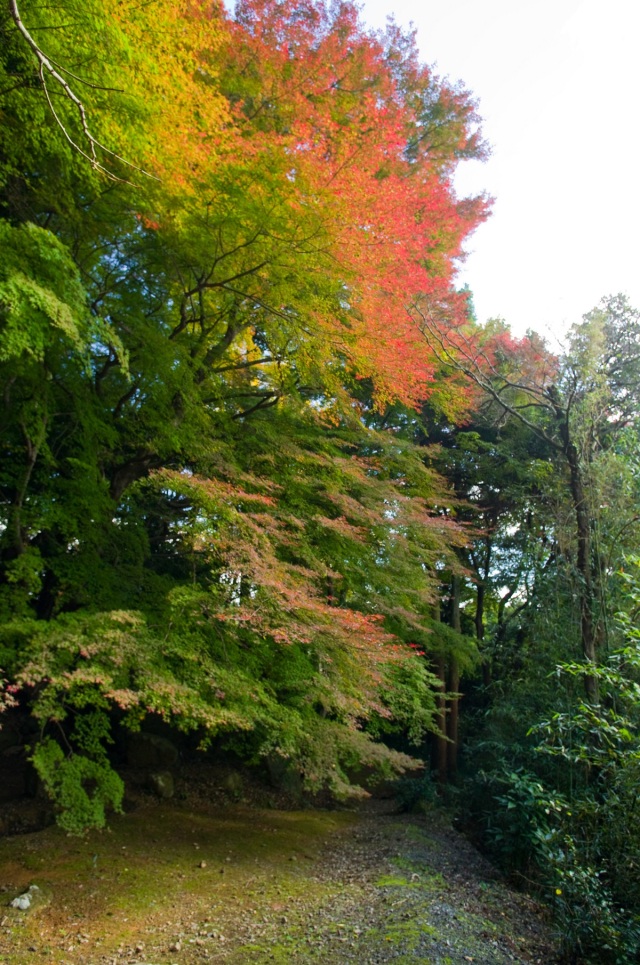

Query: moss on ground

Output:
[0, 804, 355, 964]
[0, 802, 557, 964]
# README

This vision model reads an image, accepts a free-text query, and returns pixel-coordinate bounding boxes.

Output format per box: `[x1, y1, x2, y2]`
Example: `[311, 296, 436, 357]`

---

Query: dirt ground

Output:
[0, 774, 560, 965]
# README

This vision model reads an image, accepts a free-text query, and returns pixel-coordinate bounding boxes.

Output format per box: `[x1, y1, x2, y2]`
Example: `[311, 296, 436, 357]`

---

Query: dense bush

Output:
[464, 567, 640, 963]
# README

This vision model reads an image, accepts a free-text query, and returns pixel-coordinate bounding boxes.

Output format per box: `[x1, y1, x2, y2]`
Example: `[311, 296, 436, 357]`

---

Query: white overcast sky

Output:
[360, 0, 640, 340]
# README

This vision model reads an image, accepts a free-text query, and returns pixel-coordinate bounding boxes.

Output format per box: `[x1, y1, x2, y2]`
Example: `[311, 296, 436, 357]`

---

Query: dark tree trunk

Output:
[564, 440, 599, 703]
[446, 574, 462, 779]
[474, 581, 484, 642]
[475, 579, 492, 688]
[446, 656, 460, 779]
[431, 652, 448, 784]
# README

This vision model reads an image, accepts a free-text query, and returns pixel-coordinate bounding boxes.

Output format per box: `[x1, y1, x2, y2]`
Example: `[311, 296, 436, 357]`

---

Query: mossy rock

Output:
[147, 770, 175, 799]
[126, 733, 179, 768]
[220, 769, 245, 801]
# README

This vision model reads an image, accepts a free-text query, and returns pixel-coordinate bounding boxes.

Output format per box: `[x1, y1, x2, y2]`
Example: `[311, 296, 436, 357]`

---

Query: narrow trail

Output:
[0, 798, 559, 965]
[216, 809, 559, 964]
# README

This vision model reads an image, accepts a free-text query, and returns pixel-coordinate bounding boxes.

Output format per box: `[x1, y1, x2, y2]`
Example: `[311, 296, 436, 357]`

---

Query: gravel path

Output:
[1, 800, 560, 965]
[214, 809, 559, 965]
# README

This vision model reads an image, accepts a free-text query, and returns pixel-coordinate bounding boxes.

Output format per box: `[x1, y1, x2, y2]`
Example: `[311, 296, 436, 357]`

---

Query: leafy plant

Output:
[31, 712, 124, 834]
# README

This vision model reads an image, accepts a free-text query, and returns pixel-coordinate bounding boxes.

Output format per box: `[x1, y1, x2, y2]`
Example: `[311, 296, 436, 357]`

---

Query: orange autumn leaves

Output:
[30, 0, 488, 412]
[214, 0, 490, 409]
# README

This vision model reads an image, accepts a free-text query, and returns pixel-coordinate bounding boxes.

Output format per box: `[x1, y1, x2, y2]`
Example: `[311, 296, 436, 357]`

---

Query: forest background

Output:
[1, 1, 640, 962]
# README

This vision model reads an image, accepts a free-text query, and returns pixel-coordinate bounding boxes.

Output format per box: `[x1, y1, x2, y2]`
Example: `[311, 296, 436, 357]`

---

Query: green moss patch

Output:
[0, 803, 355, 964]
[0, 803, 557, 964]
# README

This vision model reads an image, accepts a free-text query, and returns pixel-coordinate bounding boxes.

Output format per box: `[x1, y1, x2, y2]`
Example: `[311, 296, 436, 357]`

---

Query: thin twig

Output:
[9, 0, 159, 183]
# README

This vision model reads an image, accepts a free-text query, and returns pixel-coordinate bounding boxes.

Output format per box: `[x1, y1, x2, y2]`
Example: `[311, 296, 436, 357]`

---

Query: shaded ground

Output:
[0, 792, 559, 965]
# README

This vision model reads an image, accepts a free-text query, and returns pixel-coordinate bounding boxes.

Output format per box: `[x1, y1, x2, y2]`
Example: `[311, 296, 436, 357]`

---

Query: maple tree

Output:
[0, 0, 491, 822]
[217, 0, 489, 407]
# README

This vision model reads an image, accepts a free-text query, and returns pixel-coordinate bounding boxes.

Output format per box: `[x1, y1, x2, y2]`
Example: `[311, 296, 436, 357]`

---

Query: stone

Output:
[148, 770, 175, 798]
[220, 770, 244, 800]
[10, 884, 42, 912]
[127, 732, 179, 768]
[11, 894, 31, 911]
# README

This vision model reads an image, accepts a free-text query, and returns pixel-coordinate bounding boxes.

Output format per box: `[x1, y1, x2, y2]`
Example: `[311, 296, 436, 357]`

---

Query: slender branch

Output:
[231, 393, 281, 420]
[218, 287, 293, 322]
[45, 55, 124, 93]
[212, 355, 280, 374]
[8, 0, 159, 183]
[183, 260, 270, 299]
[413, 301, 564, 452]
[113, 381, 140, 419]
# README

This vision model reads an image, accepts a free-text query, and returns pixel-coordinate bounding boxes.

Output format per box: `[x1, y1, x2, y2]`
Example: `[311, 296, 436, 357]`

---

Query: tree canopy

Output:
[0, 0, 489, 811]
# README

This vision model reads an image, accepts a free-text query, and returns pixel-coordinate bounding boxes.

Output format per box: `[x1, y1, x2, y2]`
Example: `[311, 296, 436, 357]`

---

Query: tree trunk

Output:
[446, 656, 460, 779]
[429, 599, 448, 783]
[475, 579, 491, 688]
[431, 652, 448, 784]
[565, 442, 599, 703]
[447, 574, 462, 779]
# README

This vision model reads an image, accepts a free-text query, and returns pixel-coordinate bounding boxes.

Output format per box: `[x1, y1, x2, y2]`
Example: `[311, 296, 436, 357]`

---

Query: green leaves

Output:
[0, 222, 92, 362]
[32, 737, 125, 834]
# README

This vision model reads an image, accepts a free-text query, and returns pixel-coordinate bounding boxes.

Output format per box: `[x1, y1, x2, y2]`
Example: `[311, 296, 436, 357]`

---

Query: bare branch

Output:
[412, 300, 564, 452]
